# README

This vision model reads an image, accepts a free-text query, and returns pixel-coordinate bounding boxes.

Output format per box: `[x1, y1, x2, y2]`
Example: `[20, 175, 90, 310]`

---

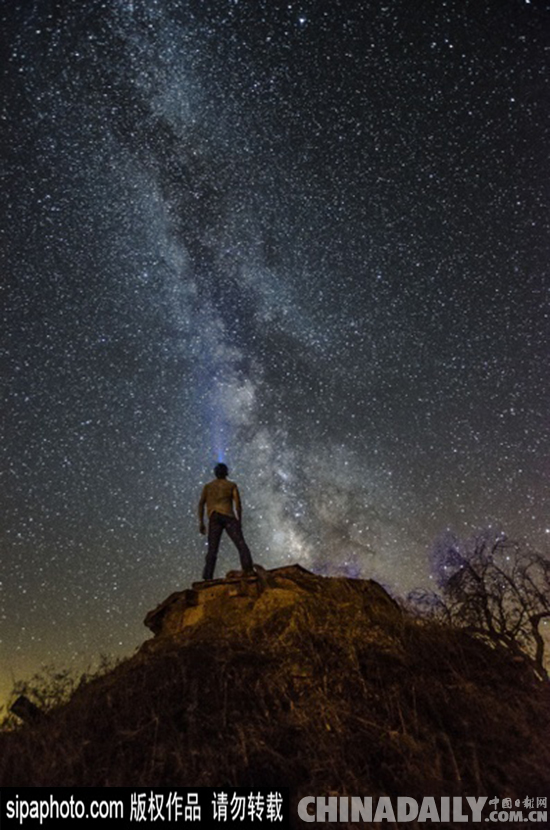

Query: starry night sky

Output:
[2, 0, 549, 705]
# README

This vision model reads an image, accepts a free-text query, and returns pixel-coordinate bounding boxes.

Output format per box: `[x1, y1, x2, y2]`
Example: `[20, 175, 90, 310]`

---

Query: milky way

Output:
[2, 0, 549, 703]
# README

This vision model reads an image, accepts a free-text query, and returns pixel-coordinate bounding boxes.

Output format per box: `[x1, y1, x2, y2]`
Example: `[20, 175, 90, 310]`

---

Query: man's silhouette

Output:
[198, 463, 254, 581]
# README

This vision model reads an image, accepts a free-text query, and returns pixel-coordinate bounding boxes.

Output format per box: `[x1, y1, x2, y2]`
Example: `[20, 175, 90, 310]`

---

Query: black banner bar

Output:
[0, 788, 290, 829]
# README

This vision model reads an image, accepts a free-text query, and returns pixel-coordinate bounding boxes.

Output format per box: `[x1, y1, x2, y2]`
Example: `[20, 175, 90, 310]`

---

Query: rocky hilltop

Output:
[143, 563, 400, 639]
[1, 564, 549, 821]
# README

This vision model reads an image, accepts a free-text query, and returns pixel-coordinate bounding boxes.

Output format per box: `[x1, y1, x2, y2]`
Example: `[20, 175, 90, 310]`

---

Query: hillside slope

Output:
[1, 565, 549, 818]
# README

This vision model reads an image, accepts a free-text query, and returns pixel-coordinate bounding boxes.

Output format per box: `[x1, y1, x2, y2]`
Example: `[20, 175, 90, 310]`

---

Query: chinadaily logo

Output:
[297, 796, 548, 823]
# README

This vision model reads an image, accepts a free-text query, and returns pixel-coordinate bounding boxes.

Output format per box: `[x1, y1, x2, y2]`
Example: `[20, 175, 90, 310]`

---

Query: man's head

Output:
[214, 463, 229, 479]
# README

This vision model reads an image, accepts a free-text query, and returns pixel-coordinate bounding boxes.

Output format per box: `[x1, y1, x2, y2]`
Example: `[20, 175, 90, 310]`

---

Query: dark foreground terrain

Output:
[1, 565, 549, 826]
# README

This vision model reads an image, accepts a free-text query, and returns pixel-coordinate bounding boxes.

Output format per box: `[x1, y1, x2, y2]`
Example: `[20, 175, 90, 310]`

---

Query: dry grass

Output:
[1, 571, 549, 827]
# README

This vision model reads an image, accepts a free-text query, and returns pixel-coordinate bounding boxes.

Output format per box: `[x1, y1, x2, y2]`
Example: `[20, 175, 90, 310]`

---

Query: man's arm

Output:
[233, 484, 242, 523]
[198, 486, 207, 534]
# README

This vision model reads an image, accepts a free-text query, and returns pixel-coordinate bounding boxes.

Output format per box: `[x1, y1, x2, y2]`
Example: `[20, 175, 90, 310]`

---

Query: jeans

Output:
[203, 512, 254, 580]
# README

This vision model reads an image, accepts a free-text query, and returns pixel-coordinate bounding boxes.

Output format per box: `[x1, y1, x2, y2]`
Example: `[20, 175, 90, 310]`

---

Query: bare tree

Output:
[410, 533, 550, 680]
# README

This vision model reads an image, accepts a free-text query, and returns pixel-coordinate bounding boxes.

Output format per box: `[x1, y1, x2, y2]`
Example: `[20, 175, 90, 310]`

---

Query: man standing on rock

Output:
[198, 463, 254, 581]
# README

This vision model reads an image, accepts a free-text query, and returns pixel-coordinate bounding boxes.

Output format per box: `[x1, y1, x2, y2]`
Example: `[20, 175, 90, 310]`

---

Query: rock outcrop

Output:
[143, 563, 401, 639]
